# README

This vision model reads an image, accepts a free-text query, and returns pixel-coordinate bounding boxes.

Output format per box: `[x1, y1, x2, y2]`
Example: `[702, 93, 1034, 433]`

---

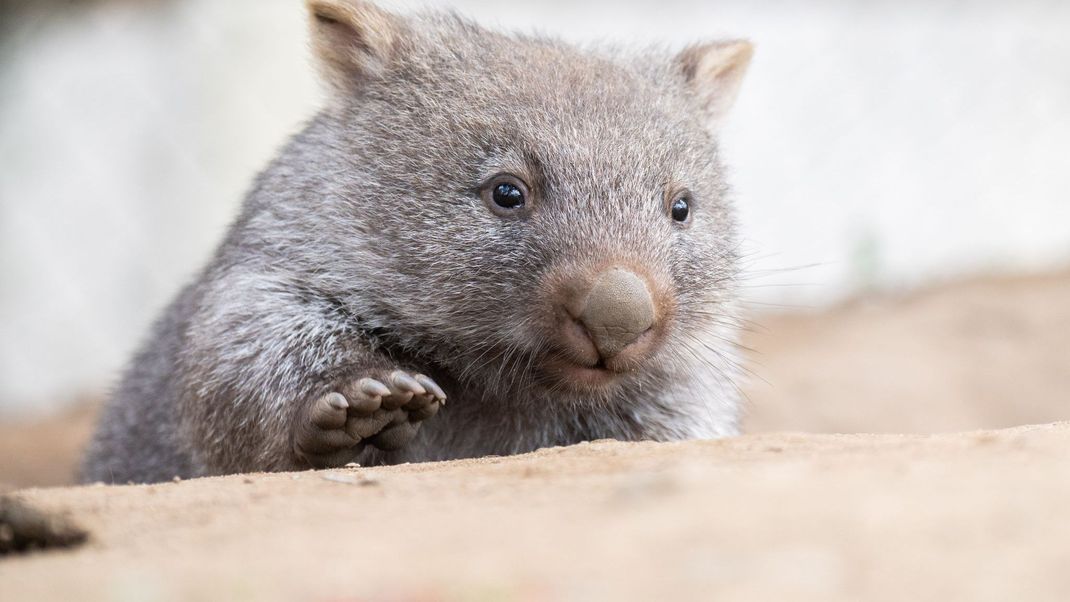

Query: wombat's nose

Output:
[578, 269, 656, 360]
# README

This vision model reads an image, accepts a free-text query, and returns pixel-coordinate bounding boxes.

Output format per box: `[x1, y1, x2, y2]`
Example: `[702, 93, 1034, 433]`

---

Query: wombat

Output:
[81, 0, 753, 484]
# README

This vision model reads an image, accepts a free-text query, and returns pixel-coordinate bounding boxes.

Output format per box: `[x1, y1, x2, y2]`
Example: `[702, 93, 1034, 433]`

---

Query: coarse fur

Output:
[81, 0, 752, 484]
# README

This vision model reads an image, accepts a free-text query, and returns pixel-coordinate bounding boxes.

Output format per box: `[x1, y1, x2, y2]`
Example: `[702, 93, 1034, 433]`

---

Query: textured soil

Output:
[1, 271, 1068, 600]
[3, 424, 1070, 601]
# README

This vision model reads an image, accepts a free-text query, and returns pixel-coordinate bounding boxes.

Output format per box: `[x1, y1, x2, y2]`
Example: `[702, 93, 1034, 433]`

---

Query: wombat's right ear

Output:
[306, 0, 403, 93]
[676, 41, 753, 128]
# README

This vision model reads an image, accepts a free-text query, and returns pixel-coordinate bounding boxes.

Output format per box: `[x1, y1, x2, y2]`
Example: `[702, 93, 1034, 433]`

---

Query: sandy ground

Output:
[3, 423, 1070, 601]
[1, 271, 1069, 599]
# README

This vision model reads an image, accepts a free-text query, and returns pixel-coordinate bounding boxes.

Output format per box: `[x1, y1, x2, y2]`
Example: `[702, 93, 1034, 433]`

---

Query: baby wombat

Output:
[81, 0, 753, 484]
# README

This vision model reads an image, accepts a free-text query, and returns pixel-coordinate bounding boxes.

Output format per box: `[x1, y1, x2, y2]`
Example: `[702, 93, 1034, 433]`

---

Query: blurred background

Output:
[1, 0, 1068, 486]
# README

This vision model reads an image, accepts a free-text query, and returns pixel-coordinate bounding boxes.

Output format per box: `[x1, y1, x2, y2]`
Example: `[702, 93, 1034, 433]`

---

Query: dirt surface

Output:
[1, 272, 1068, 599]
[3, 423, 1069, 601]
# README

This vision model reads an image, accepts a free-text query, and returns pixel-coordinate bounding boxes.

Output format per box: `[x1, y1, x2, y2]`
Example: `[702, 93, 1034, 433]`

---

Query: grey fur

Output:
[81, 2, 751, 484]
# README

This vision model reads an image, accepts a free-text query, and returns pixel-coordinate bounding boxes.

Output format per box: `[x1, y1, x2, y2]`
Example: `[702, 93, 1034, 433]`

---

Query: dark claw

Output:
[325, 392, 349, 410]
[414, 374, 446, 401]
[348, 394, 380, 415]
[310, 393, 348, 429]
[359, 378, 391, 398]
[347, 378, 387, 414]
[390, 371, 426, 395]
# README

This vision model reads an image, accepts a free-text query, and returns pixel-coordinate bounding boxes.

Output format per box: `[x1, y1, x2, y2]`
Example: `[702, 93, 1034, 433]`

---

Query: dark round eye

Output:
[493, 182, 525, 209]
[670, 196, 691, 223]
[481, 174, 531, 216]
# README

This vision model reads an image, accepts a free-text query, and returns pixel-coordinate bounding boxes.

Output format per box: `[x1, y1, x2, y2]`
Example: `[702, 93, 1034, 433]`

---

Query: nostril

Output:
[567, 316, 595, 346]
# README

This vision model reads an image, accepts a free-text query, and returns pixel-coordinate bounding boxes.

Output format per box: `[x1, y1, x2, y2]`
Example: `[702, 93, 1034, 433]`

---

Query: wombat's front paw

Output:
[293, 371, 446, 468]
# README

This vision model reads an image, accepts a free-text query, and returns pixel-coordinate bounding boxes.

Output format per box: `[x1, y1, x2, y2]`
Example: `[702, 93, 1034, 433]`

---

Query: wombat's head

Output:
[304, 0, 750, 402]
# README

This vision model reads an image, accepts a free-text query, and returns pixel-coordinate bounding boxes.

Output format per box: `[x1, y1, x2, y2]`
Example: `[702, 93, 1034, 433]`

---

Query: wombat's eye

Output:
[481, 174, 530, 216]
[670, 194, 691, 223]
[494, 183, 524, 208]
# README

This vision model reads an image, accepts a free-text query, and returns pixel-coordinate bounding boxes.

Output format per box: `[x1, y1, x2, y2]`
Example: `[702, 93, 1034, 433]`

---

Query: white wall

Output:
[2, 0, 1068, 414]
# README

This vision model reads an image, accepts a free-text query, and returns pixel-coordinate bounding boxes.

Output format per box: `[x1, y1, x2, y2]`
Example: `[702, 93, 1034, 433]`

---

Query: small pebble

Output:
[321, 473, 379, 487]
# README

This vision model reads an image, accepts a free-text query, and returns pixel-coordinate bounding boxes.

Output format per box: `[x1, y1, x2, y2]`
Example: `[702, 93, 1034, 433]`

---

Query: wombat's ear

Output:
[305, 0, 403, 93]
[676, 41, 753, 127]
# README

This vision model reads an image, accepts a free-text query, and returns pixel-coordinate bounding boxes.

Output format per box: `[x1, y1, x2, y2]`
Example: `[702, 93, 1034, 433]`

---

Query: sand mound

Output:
[744, 271, 1070, 433]
[3, 423, 1069, 601]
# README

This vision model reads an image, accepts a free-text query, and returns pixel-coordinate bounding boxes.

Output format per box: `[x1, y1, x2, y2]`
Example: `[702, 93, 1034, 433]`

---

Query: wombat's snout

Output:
[565, 268, 657, 364]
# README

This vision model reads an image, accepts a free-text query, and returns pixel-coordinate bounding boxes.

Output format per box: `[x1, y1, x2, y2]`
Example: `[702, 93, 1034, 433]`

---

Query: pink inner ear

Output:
[677, 41, 753, 124]
[315, 11, 375, 58]
[307, 0, 401, 91]
[312, 9, 342, 27]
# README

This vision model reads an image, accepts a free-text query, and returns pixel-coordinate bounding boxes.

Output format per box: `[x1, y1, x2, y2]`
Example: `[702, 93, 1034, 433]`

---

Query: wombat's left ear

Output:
[306, 0, 403, 94]
[676, 41, 753, 127]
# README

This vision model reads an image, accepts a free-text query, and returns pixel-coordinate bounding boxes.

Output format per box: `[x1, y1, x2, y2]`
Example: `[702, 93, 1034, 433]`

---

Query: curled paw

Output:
[347, 371, 446, 451]
[293, 370, 446, 468]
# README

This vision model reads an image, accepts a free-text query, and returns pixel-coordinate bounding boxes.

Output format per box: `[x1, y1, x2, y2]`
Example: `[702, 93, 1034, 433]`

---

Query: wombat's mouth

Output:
[541, 335, 659, 390]
[543, 353, 621, 389]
